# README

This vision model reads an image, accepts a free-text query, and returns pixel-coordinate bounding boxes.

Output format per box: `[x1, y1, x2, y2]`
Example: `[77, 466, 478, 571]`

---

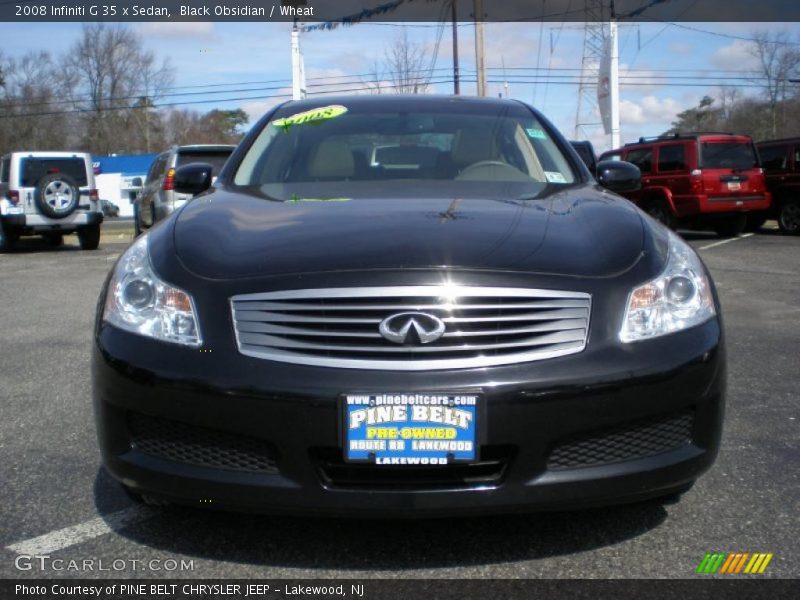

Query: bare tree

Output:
[383, 29, 432, 94]
[161, 108, 248, 146]
[717, 86, 741, 123]
[61, 24, 173, 154]
[749, 30, 800, 137]
[0, 52, 74, 152]
[361, 59, 386, 95]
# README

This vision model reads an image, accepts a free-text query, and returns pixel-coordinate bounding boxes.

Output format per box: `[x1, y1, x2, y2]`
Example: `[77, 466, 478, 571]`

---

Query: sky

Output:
[1, 19, 798, 153]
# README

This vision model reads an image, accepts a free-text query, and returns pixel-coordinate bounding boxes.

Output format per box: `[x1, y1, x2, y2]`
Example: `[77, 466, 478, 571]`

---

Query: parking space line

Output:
[6, 506, 155, 556]
[698, 233, 754, 251]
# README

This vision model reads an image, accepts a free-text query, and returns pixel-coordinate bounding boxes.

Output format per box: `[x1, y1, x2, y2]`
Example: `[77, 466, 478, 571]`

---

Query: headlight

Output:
[103, 235, 202, 347]
[620, 232, 716, 342]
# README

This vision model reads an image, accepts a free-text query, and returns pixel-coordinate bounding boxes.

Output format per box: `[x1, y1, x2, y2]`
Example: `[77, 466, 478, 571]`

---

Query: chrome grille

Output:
[230, 286, 591, 371]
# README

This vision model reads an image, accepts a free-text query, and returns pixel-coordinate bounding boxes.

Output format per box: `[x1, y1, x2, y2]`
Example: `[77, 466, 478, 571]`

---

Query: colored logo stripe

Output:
[697, 553, 773, 574]
[744, 553, 773, 574]
[697, 553, 726, 574]
[719, 553, 749, 573]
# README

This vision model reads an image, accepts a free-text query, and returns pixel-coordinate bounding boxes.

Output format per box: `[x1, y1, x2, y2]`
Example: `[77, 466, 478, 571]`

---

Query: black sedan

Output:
[93, 95, 725, 516]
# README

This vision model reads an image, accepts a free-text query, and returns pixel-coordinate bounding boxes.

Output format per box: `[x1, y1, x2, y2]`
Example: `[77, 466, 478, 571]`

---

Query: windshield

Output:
[233, 101, 576, 200]
[701, 142, 758, 170]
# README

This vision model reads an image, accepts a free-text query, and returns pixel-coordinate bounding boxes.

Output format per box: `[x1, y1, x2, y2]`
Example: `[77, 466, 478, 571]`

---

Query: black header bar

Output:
[3, 0, 800, 23]
[4, 579, 800, 600]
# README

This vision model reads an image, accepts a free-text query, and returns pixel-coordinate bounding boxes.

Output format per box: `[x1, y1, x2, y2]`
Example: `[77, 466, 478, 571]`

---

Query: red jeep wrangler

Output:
[755, 138, 800, 235]
[599, 133, 771, 237]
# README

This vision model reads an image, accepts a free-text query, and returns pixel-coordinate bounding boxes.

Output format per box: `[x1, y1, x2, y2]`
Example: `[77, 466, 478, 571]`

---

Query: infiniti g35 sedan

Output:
[93, 95, 725, 515]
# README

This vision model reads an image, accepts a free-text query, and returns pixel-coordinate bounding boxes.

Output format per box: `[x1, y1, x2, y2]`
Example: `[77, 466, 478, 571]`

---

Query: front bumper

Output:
[93, 315, 725, 517]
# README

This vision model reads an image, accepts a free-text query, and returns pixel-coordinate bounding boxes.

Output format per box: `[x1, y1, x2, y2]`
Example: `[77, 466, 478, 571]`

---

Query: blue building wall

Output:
[92, 154, 157, 176]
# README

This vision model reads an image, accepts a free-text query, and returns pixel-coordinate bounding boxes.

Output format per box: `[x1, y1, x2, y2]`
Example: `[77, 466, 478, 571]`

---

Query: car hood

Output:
[172, 186, 645, 280]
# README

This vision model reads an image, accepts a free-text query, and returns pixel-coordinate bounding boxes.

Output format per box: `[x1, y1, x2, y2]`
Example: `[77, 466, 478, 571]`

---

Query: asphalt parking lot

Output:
[0, 225, 797, 579]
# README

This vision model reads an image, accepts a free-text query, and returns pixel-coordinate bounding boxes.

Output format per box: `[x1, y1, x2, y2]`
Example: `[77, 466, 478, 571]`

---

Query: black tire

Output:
[35, 173, 80, 219]
[43, 232, 64, 247]
[77, 224, 100, 250]
[713, 214, 746, 238]
[777, 198, 800, 235]
[133, 203, 142, 237]
[744, 212, 768, 233]
[642, 198, 677, 230]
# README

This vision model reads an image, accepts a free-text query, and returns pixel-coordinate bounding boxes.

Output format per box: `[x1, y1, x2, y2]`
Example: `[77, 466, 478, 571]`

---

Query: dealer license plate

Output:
[343, 393, 480, 465]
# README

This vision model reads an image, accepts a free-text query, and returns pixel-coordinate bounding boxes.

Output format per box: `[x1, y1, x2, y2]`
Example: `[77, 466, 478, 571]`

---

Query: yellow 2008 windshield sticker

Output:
[272, 105, 348, 131]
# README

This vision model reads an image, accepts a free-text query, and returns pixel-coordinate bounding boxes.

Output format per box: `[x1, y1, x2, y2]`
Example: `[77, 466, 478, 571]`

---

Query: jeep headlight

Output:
[620, 231, 716, 342]
[103, 235, 201, 346]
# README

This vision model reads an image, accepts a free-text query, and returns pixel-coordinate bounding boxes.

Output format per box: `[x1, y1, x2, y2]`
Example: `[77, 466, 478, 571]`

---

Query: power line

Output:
[0, 78, 460, 120]
[5, 72, 779, 121]
[2, 68, 778, 113]
[655, 21, 800, 46]
[0, 67, 461, 110]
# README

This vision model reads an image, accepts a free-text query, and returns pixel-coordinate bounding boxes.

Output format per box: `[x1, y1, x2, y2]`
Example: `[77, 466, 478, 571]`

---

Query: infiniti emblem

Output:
[379, 312, 446, 345]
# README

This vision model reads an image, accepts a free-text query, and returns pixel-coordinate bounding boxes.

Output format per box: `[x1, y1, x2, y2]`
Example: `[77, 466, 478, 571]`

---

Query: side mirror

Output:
[131, 177, 143, 187]
[596, 160, 641, 194]
[173, 163, 213, 196]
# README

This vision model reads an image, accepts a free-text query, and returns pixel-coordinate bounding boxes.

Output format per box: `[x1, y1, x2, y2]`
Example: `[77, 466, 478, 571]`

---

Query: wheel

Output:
[77, 224, 100, 250]
[43, 232, 64, 247]
[713, 214, 746, 238]
[35, 173, 79, 219]
[778, 198, 800, 235]
[744, 212, 768, 233]
[642, 198, 677, 230]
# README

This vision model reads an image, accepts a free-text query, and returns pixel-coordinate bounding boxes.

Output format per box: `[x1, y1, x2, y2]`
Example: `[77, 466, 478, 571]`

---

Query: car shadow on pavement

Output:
[676, 230, 718, 241]
[4, 236, 85, 253]
[94, 469, 668, 571]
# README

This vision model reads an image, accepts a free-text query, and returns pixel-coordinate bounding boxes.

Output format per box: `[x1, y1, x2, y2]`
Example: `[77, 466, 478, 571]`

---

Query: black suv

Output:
[570, 140, 597, 175]
[756, 138, 800, 235]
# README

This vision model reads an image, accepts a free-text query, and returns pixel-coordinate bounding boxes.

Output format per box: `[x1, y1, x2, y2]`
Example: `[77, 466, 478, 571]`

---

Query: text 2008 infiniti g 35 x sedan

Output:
[93, 95, 725, 515]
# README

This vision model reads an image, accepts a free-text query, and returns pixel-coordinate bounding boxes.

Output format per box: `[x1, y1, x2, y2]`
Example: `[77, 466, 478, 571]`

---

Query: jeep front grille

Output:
[230, 286, 591, 371]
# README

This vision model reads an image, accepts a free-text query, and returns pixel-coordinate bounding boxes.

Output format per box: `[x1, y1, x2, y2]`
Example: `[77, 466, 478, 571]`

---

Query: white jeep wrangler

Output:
[0, 151, 103, 251]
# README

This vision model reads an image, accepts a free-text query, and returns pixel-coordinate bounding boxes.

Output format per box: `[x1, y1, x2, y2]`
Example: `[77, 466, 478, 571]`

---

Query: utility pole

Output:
[609, 2, 620, 149]
[291, 20, 307, 101]
[452, 0, 460, 95]
[474, 0, 486, 96]
[501, 56, 509, 98]
[574, 1, 605, 140]
[575, 0, 627, 149]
